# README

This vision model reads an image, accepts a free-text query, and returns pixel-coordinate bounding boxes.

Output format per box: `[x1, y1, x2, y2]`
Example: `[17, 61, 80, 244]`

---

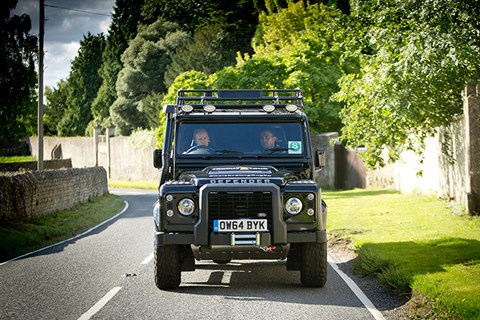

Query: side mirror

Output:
[314, 148, 326, 168]
[153, 149, 163, 168]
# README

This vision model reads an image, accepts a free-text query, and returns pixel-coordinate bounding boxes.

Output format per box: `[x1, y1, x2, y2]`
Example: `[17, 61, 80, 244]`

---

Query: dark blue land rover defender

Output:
[153, 89, 327, 289]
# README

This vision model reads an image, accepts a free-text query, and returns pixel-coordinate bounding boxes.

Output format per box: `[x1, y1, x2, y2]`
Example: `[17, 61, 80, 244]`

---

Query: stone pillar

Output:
[93, 123, 102, 167]
[464, 82, 480, 214]
[106, 121, 116, 179]
[311, 132, 338, 189]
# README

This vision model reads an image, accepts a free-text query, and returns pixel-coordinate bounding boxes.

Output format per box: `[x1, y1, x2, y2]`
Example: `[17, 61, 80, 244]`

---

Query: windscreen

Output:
[175, 122, 307, 156]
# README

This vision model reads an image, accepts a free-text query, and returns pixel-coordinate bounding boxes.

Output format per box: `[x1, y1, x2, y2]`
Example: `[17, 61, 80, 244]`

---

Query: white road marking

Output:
[221, 270, 233, 284]
[328, 255, 385, 320]
[78, 287, 122, 320]
[141, 252, 153, 265]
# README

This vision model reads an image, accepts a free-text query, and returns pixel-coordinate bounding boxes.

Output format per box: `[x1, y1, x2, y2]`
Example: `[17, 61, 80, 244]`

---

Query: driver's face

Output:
[195, 132, 210, 146]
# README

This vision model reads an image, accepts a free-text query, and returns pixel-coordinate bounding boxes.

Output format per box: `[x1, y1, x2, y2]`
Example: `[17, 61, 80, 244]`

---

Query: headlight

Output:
[177, 198, 195, 216]
[285, 197, 303, 215]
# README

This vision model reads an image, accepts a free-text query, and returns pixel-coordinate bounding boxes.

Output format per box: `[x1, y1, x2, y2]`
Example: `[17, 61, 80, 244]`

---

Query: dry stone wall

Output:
[0, 167, 108, 222]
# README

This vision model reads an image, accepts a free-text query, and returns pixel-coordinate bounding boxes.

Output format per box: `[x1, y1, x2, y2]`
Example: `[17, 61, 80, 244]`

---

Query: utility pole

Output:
[37, 0, 44, 171]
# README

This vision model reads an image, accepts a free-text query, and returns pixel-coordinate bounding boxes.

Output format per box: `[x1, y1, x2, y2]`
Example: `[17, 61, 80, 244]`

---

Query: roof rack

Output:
[175, 89, 304, 109]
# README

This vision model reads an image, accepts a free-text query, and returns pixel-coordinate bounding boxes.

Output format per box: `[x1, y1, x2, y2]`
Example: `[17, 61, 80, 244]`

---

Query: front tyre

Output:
[154, 244, 181, 290]
[300, 242, 327, 287]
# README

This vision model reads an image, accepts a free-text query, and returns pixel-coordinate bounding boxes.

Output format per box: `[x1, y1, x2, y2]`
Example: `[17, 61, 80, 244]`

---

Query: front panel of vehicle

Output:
[156, 168, 324, 247]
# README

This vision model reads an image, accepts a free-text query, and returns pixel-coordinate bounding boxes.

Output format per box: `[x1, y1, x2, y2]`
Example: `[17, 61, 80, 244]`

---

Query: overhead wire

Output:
[45, 3, 111, 17]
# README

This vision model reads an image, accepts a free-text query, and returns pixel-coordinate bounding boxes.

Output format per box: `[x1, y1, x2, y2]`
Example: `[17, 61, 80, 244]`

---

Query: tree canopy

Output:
[0, 0, 37, 142]
[111, 20, 190, 135]
[46, 33, 105, 137]
[18, 0, 480, 169]
[334, 0, 480, 167]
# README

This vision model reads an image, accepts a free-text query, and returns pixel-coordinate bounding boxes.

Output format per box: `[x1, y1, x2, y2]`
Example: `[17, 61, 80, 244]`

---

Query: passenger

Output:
[260, 129, 277, 150]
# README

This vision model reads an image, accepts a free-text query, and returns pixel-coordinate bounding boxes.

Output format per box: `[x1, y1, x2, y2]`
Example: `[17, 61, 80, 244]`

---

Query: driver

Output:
[193, 128, 210, 146]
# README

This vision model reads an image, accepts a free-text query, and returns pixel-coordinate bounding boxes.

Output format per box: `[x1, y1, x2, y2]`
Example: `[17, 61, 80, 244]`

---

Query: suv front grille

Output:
[208, 191, 272, 221]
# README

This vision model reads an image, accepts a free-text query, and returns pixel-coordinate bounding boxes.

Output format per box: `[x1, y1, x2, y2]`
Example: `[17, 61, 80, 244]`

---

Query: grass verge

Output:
[108, 180, 157, 190]
[0, 194, 125, 263]
[0, 156, 36, 163]
[324, 189, 480, 319]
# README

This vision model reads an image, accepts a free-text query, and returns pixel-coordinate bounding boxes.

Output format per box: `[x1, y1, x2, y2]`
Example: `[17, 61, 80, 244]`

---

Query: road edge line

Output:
[0, 200, 129, 267]
[328, 255, 385, 320]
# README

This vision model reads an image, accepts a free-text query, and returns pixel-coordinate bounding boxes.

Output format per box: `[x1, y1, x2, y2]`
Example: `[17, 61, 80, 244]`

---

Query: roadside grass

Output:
[0, 156, 36, 163]
[324, 189, 480, 319]
[108, 180, 157, 190]
[0, 194, 125, 263]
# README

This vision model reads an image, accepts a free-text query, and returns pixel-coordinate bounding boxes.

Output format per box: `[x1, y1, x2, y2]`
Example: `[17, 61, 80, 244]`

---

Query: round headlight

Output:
[177, 198, 195, 216]
[285, 197, 303, 215]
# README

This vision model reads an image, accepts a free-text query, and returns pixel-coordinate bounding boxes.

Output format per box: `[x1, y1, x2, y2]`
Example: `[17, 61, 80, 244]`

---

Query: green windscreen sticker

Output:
[288, 141, 302, 154]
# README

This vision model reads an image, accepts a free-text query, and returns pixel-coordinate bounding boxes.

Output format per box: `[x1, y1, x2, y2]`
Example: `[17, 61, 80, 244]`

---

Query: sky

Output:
[13, 0, 116, 89]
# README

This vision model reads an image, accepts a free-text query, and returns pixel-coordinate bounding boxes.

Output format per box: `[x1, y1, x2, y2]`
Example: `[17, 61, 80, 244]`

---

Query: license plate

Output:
[213, 219, 268, 232]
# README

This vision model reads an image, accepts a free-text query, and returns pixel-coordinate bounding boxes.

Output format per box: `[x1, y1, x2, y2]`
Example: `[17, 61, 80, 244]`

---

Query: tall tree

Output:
[142, 0, 258, 73]
[91, 0, 145, 123]
[0, 0, 37, 142]
[44, 80, 68, 136]
[56, 33, 105, 136]
[164, 24, 238, 87]
[140, 0, 216, 31]
[111, 20, 190, 135]
[253, 2, 349, 133]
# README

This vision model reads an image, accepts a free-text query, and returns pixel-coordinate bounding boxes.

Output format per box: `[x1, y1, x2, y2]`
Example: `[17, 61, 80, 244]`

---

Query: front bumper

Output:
[154, 229, 327, 246]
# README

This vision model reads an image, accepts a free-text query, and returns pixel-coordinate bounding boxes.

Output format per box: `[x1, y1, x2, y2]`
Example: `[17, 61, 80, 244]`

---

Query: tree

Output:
[91, 0, 145, 123]
[140, 0, 216, 31]
[144, 0, 259, 85]
[335, 0, 480, 168]
[0, 0, 37, 142]
[111, 20, 190, 135]
[55, 33, 105, 136]
[164, 24, 238, 88]
[253, 2, 349, 133]
[212, 54, 288, 89]
[161, 2, 350, 135]
[44, 81, 68, 135]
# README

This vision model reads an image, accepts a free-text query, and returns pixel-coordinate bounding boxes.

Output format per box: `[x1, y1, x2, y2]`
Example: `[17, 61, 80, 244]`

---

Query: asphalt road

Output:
[0, 189, 399, 320]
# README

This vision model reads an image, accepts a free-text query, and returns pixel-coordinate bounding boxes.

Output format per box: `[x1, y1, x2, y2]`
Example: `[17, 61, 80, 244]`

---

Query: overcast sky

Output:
[13, 0, 115, 89]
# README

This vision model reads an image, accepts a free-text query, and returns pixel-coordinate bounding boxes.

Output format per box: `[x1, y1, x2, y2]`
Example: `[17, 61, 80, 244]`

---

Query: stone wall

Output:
[0, 167, 108, 222]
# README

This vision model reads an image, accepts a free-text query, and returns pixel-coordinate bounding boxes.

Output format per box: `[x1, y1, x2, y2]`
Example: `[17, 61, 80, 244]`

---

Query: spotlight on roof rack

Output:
[203, 105, 216, 113]
[263, 105, 275, 113]
[285, 104, 298, 112]
[181, 105, 193, 113]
